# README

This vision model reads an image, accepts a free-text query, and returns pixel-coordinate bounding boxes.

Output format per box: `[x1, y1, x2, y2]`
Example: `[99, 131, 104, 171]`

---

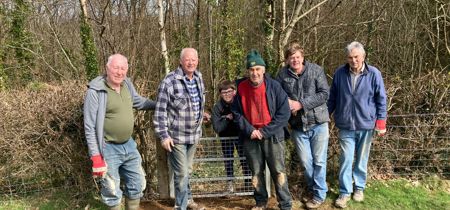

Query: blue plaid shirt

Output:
[184, 77, 201, 121]
[153, 66, 205, 144]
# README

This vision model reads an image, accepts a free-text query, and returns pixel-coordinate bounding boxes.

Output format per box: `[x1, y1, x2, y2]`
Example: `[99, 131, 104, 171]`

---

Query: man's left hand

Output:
[375, 119, 386, 136]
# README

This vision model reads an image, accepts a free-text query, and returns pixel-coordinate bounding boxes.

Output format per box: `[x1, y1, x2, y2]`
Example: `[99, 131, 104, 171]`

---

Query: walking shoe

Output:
[187, 199, 206, 210]
[302, 192, 313, 203]
[335, 194, 351, 208]
[251, 204, 267, 210]
[353, 190, 364, 202]
[306, 198, 323, 209]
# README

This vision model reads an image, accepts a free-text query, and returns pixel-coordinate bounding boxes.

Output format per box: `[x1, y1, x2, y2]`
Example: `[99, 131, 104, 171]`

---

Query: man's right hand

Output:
[161, 137, 174, 152]
[90, 155, 107, 178]
[250, 130, 263, 140]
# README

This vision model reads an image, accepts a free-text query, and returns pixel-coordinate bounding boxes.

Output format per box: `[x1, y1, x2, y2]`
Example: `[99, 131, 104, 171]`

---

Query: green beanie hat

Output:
[246, 49, 266, 69]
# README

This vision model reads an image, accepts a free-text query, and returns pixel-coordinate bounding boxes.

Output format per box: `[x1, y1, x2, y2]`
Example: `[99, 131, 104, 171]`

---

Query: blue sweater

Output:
[327, 63, 387, 130]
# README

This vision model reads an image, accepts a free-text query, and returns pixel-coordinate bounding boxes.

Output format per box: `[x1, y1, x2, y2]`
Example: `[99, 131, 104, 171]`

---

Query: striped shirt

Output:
[184, 76, 201, 121]
[153, 66, 205, 144]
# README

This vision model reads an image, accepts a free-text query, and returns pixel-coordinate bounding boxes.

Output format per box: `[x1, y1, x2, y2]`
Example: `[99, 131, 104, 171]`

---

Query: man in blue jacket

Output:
[232, 50, 292, 210]
[328, 41, 387, 209]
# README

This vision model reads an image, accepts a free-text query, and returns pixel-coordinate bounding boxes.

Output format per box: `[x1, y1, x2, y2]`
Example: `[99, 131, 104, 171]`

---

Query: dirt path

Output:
[141, 196, 337, 210]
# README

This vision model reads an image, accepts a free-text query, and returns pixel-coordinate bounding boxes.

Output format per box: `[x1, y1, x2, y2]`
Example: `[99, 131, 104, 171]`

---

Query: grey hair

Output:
[345, 41, 366, 56]
[106, 54, 128, 67]
[180, 48, 198, 60]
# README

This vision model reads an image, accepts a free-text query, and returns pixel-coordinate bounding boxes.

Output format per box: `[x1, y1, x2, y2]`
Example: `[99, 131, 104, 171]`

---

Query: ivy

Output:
[79, 17, 99, 81]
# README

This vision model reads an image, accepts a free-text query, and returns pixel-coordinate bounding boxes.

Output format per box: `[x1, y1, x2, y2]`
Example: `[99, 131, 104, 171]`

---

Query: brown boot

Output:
[126, 198, 140, 210]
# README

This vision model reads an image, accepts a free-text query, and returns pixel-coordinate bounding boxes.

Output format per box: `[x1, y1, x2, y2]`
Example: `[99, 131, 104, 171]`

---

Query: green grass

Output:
[325, 177, 450, 210]
[0, 190, 106, 210]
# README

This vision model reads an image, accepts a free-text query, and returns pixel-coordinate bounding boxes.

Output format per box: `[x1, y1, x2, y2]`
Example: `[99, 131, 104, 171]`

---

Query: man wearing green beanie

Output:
[232, 50, 293, 210]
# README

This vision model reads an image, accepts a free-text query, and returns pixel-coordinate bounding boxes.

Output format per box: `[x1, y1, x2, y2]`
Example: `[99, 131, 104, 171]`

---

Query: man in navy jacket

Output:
[232, 50, 292, 210]
[328, 41, 387, 209]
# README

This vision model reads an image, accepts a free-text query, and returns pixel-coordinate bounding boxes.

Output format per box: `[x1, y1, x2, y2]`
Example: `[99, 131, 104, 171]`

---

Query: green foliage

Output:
[9, 0, 34, 86]
[79, 18, 99, 81]
[263, 45, 278, 76]
[214, 1, 245, 81]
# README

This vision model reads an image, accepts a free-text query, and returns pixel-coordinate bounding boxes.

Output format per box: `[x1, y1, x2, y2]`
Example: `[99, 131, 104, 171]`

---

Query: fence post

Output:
[156, 139, 170, 199]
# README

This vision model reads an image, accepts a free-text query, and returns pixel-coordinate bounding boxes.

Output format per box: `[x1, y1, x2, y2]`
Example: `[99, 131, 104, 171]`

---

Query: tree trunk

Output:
[158, 0, 170, 75]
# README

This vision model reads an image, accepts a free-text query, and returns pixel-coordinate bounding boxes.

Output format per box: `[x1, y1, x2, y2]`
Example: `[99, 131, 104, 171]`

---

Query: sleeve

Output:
[153, 80, 171, 141]
[211, 102, 229, 134]
[374, 70, 387, 120]
[327, 72, 337, 115]
[126, 78, 156, 110]
[231, 91, 255, 138]
[83, 89, 100, 157]
[260, 82, 290, 138]
[299, 68, 330, 111]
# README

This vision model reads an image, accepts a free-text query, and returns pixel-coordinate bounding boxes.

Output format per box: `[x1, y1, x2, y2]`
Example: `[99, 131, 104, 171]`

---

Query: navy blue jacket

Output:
[328, 63, 387, 130]
[231, 75, 290, 142]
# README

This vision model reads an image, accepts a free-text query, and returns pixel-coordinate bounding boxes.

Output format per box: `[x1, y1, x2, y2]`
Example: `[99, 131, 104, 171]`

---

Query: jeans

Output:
[338, 129, 373, 195]
[169, 143, 197, 210]
[243, 138, 292, 210]
[291, 123, 329, 202]
[101, 138, 146, 207]
[221, 138, 251, 178]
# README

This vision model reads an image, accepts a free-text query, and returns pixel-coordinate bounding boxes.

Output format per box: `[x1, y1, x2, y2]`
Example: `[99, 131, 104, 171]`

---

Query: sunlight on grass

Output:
[0, 177, 448, 210]
[342, 177, 450, 210]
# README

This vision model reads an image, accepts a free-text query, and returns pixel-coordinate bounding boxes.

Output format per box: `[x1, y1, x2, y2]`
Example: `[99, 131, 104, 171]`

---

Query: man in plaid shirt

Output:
[153, 48, 207, 210]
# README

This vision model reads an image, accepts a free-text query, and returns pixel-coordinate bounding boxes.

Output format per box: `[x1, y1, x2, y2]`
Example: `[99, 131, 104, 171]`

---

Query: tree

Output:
[9, 0, 34, 86]
[79, 0, 99, 81]
[158, 0, 170, 74]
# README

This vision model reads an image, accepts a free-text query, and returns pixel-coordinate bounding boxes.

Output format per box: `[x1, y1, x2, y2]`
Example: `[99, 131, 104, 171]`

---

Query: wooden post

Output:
[155, 138, 170, 199]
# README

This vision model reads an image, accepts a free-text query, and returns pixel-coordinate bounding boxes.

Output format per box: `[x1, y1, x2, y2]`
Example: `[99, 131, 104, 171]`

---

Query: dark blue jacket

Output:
[327, 63, 387, 130]
[231, 75, 290, 142]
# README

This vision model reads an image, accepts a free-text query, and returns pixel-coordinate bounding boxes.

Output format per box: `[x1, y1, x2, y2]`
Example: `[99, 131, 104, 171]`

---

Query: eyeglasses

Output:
[220, 89, 235, 95]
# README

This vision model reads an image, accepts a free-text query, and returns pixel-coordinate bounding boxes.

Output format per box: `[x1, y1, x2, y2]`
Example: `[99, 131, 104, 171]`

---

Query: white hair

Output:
[106, 54, 128, 67]
[345, 41, 366, 56]
[180, 48, 198, 60]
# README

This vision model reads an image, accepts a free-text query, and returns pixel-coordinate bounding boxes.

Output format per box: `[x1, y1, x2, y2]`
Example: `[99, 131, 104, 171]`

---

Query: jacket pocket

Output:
[173, 93, 189, 110]
[313, 104, 330, 123]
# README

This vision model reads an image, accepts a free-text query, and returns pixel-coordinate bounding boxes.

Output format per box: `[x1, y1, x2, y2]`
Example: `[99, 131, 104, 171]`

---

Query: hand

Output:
[161, 137, 174, 152]
[203, 111, 211, 123]
[225, 113, 233, 120]
[288, 99, 303, 112]
[250, 130, 263, 140]
[90, 155, 107, 178]
[375, 119, 386, 137]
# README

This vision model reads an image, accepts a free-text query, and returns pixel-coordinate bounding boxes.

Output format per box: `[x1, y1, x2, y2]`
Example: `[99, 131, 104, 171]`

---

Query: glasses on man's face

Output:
[220, 89, 235, 96]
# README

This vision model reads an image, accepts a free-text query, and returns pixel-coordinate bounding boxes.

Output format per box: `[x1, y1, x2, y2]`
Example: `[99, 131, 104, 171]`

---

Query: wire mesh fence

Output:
[0, 113, 448, 198]
[190, 137, 253, 198]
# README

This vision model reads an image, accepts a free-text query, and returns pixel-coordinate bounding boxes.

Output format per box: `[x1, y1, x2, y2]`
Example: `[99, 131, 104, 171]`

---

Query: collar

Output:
[174, 66, 199, 80]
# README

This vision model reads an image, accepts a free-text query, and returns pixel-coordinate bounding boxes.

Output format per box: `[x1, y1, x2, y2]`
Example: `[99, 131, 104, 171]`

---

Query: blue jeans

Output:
[101, 138, 146, 207]
[291, 123, 329, 202]
[168, 143, 197, 210]
[221, 138, 251, 178]
[338, 129, 373, 195]
[243, 138, 292, 210]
